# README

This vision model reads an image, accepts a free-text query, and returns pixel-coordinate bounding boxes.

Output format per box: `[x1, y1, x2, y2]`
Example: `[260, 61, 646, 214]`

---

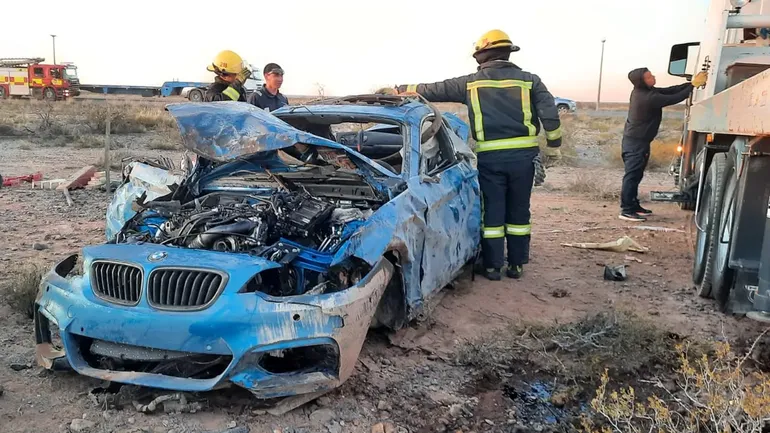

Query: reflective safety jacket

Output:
[397, 60, 562, 153]
[204, 78, 247, 102]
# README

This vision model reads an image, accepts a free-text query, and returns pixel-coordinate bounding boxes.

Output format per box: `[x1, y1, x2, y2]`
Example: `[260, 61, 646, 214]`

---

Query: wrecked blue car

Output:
[34, 95, 481, 400]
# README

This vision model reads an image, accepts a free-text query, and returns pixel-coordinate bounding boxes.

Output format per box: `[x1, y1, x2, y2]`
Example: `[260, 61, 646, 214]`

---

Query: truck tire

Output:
[677, 155, 696, 211]
[0, 86, 7, 100]
[693, 153, 727, 298]
[711, 150, 738, 310]
[188, 89, 203, 102]
[43, 87, 56, 101]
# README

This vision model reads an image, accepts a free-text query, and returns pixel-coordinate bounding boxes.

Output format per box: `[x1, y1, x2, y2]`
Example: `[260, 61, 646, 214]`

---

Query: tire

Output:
[692, 153, 726, 298]
[557, 105, 569, 115]
[711, 150, 738, 310]
[188, 89, 203, 102]
[0, 86, 7, 100]
[43, 87, 56, 101]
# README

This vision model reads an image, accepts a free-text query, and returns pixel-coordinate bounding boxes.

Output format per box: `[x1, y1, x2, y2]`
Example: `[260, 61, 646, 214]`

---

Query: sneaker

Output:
[507, 265, 523, 279]
[483, 268, 501, 281]
[619, 212, 646, 222]
[634, 206, 653, 215]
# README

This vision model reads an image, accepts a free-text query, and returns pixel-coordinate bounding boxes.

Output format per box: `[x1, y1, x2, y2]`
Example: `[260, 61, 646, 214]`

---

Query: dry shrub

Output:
[583, 337, 770, 433]
[567, 172, 620, 201]
[607, 140, 680, 171]
[455, 310, 691, 382]
[4, 264, 44, 320]
[80, 102, 175, 134]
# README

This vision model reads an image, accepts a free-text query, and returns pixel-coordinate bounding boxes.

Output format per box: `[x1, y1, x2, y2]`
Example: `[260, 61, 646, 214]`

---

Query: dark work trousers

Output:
[478, 148, 538, 270]
[620, 136, 651, 213]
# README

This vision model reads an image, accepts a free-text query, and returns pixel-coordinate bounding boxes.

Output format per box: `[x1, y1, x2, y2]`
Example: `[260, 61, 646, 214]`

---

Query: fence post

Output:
[104, 92, 111, 194]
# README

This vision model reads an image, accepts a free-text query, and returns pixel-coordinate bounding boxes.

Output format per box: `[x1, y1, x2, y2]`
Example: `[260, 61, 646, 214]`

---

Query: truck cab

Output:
[657, 0, 770, 322]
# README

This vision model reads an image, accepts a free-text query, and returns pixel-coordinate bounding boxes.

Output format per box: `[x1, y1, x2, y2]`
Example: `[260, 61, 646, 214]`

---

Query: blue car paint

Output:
[37, 98, 481, 399]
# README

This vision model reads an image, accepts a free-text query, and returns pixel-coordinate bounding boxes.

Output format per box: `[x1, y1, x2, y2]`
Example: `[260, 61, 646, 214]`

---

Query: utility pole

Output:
[597, 38, 606, 111]
[51, 35, 57, 64]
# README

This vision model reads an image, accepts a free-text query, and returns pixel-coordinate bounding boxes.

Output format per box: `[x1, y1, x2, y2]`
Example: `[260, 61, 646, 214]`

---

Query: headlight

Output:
[731, 0, 750, 8]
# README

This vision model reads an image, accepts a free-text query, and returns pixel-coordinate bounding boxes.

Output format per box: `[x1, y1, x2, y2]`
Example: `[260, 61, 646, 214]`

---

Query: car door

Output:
[410, 114, 480, 299]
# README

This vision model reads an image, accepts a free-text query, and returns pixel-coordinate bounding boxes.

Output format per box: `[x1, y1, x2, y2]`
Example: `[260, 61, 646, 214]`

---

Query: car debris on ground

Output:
[562, 235, 649, 253]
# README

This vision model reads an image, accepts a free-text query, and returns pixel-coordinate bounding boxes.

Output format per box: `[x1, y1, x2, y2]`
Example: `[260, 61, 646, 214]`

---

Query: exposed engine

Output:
[116, 190, 374, 296]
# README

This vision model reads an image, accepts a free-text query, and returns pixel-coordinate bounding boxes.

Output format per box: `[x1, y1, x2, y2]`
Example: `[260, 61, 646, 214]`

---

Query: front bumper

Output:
[35, 245, 393, 399]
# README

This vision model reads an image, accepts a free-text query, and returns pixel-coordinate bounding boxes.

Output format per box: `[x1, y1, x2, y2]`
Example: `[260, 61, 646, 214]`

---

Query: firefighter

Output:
[391, 29, 562, 281]
[204, 50, 252, 102]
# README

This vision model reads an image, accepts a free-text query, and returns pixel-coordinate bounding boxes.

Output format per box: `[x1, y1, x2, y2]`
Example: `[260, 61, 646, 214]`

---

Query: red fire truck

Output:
[0, 57, 80, 101]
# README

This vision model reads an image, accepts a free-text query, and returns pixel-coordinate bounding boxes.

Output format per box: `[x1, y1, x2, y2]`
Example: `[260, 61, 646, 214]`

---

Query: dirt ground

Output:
[0, 100, 767, 433]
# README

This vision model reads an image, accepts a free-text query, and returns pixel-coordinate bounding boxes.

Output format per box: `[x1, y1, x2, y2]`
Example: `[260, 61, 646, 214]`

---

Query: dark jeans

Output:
[620, 136, 651, 213]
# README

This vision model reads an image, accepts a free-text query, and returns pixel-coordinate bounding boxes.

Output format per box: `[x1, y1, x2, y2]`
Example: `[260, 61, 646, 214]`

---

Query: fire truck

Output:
[0, 57, 80, 101]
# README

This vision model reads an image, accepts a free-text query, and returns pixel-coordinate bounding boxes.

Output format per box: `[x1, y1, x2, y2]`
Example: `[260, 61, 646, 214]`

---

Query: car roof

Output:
[272, 94, 432, 123]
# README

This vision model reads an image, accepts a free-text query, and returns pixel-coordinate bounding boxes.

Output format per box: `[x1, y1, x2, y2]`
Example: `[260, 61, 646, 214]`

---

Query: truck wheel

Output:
[692, 153, 726, 298]
[711, 151, 738, 310]
[0, 86, 7, 100]
[43, 87, 56, 101]
[188, 89, 203, 102]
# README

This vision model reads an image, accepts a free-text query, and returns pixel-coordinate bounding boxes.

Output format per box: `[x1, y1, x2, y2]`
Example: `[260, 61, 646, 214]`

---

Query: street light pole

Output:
[597, 38, 606, 111]
[51, 35, 57, 64]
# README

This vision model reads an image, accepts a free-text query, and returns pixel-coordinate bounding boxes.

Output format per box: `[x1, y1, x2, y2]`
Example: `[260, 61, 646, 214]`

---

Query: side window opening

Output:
[420, 116, 457, 176]
[33, 68, 44, 78]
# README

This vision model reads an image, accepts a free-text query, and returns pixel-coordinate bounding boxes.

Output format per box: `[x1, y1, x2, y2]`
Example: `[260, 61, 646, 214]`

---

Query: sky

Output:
[2, 0, 713, 102]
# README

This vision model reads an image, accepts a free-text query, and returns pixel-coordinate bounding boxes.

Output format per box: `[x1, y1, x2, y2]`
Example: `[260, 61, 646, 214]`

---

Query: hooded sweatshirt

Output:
[623, 67, 692, 142]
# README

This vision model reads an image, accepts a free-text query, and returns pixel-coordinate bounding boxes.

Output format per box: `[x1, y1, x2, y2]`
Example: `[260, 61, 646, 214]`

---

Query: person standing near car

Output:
[388, 29, 563, 281]
[619, 67, 707, 222]
[248, 63, 289, 112]
[204, 50, 251, 102]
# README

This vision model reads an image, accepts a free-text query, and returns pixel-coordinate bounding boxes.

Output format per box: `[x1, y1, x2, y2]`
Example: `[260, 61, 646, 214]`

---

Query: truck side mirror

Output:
[669, 42, 700, 78]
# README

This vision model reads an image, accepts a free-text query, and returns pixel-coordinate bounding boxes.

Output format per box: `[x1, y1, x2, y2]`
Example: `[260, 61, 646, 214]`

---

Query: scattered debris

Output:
[33, 178, 66, 190]
[370, 422, 397, 433]
[9, 363, 32, 371]
[631, 225, 685, 233]
[69, 418, 97, 433]
[624, 255, 643, 263]
[56, 165, 97, 192]
[562, 235, 649, 253]
[2, 171, 43, 187]
[550, 288, 570, 298]
[604, 264, 628, 281]
[265, 391, 328, 416]
[132, 393, 199, 414]
[309, 408, 336, 425]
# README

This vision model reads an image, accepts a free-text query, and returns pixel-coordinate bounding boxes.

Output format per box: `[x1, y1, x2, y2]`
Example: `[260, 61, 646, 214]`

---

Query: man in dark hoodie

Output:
[387, 29, 563, 281]
[619, 68, 707, 221]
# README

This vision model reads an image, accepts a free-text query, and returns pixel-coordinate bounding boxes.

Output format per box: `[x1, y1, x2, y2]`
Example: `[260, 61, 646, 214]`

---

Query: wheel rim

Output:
[191, 92, 201, 102]
[45, 89, 55, 100]
[558, 107, 567, 114]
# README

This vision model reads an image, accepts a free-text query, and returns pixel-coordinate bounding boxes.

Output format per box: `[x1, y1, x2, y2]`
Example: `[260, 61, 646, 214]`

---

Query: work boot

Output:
[507, 265, 523, 279]
[482, 268, 501, 281]
[634, 206, 653, 215]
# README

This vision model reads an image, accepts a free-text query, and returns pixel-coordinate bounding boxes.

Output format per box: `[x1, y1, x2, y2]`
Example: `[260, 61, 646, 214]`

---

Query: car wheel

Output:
[692, 153, 726, 298]
[43, 87, 56, 101]
[712, 151, 737, 310]
[557, 104, 569, 115]
[188, 89, 203, 102]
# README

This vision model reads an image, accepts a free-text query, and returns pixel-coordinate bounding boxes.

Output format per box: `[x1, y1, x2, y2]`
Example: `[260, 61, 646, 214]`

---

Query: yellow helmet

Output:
[473, 29, 520, 56]
[207, 50, 244, 75]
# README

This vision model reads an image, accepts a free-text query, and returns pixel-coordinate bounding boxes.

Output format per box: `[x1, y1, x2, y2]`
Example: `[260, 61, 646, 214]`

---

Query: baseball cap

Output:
[264, 63, 284, 75]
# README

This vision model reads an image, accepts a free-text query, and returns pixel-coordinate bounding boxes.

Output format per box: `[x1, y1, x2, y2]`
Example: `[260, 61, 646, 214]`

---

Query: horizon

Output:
[2, 0, 712, 103]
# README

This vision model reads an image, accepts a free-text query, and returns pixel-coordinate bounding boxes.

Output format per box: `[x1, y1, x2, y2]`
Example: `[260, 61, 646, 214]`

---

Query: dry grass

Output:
[607, 140, 680, 171]
[4, 264, 44, 320]
[566, 172, 620, 201]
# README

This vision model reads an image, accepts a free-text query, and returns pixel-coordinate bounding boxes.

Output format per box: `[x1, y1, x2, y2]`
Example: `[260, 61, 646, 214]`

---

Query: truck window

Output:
[50, 69, 62, 79]
[33, 68, 44, 78]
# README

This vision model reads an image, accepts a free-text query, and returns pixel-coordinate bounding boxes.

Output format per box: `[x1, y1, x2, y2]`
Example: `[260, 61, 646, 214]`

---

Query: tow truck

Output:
[652, 0, 770, 321]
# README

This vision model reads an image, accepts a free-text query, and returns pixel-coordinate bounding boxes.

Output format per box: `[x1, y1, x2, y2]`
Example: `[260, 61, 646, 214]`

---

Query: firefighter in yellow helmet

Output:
[204, 50, 252, 102]
[391, 29, 563, 281]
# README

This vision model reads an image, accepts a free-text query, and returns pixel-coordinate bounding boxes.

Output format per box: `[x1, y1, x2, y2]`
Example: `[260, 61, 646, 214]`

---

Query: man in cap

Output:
[248, 63, 289, 111]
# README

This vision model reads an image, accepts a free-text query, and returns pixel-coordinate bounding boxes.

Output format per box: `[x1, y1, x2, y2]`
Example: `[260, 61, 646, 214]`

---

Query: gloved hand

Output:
[691, 71, 708, 88]
[544, 147, 562, 163]
[235, 67, 252, 86]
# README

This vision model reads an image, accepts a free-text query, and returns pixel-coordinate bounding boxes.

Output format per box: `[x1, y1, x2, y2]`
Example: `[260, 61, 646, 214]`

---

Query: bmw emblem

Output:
[148, 251, 168, 262]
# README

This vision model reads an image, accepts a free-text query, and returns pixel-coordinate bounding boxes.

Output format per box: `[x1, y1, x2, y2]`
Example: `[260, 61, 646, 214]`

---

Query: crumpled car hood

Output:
[166, 101, 375, 164]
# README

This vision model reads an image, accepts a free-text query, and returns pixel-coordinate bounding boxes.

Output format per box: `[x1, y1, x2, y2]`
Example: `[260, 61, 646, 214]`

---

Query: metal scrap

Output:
[562, 235, 649, 253]
[132, 393, 201, 414]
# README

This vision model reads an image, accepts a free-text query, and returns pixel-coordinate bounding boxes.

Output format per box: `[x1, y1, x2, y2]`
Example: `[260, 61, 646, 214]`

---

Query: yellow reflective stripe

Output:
[222, 86, 240, 101]
[545, 127, 562, 140]
[476, 136, 539, 152]
[466, 80, 533, 90]
[482, 226, 505, 239]
[506, 224, 532, 236]
[520, 87, 536, 136]
[406, 84, 418, 93]
[469, 87, 484, 141]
